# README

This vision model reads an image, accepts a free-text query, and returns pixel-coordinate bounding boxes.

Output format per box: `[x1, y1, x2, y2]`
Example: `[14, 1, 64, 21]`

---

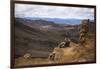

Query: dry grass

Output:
[14, 39, 95, 67]
[54, 39, 95, 63]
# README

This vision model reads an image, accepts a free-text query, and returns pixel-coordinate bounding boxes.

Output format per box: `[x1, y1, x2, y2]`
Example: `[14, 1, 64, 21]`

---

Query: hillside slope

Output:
[14, 18, 95, 67]
[49, 39, 95, 63]
[14, 39, 95, 67]
[15, 18, 66, 58]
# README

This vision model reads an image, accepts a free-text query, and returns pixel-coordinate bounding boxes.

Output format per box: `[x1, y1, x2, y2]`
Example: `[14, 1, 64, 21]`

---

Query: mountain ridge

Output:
[16, 17, 82, 25]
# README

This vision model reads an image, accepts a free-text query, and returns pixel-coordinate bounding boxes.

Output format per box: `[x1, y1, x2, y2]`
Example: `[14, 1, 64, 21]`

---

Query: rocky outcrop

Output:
[48, 40, 95, 63]
[79, 19, 89, 46]
[48, 19, 95, 63]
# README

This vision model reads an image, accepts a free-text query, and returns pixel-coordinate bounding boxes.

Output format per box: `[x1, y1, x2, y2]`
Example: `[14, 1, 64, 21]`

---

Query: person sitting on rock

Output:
[58, 38, 71, 48]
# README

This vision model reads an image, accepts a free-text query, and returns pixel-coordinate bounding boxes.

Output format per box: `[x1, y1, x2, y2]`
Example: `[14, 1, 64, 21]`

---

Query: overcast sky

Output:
[15, 4, 94, 20]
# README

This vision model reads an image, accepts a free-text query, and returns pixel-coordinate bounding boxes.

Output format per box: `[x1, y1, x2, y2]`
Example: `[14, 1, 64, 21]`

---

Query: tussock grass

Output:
[14, 39, 95, 67]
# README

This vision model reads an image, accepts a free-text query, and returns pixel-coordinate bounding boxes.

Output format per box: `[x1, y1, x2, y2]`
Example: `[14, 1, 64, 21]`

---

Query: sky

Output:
[15, 4, 94, 20]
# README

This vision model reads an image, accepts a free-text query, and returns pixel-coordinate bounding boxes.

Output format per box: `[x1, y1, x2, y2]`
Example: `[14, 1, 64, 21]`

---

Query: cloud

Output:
[15, 4, 94, 20]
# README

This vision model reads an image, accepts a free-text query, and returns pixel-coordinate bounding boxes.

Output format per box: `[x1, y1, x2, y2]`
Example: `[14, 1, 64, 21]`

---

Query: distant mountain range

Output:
[15, 17, 79, 31]
[21, 17, 82, 25]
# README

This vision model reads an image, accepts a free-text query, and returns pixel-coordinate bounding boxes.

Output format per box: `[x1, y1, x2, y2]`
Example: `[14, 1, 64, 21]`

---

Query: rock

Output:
[79, 19, 89, 45]
[58, 38, 71, 48]
[23, 53, 31, 59]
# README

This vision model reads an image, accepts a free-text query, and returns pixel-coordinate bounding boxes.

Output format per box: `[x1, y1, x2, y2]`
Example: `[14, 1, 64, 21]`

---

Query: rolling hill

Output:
[14, 17, 95, 58]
